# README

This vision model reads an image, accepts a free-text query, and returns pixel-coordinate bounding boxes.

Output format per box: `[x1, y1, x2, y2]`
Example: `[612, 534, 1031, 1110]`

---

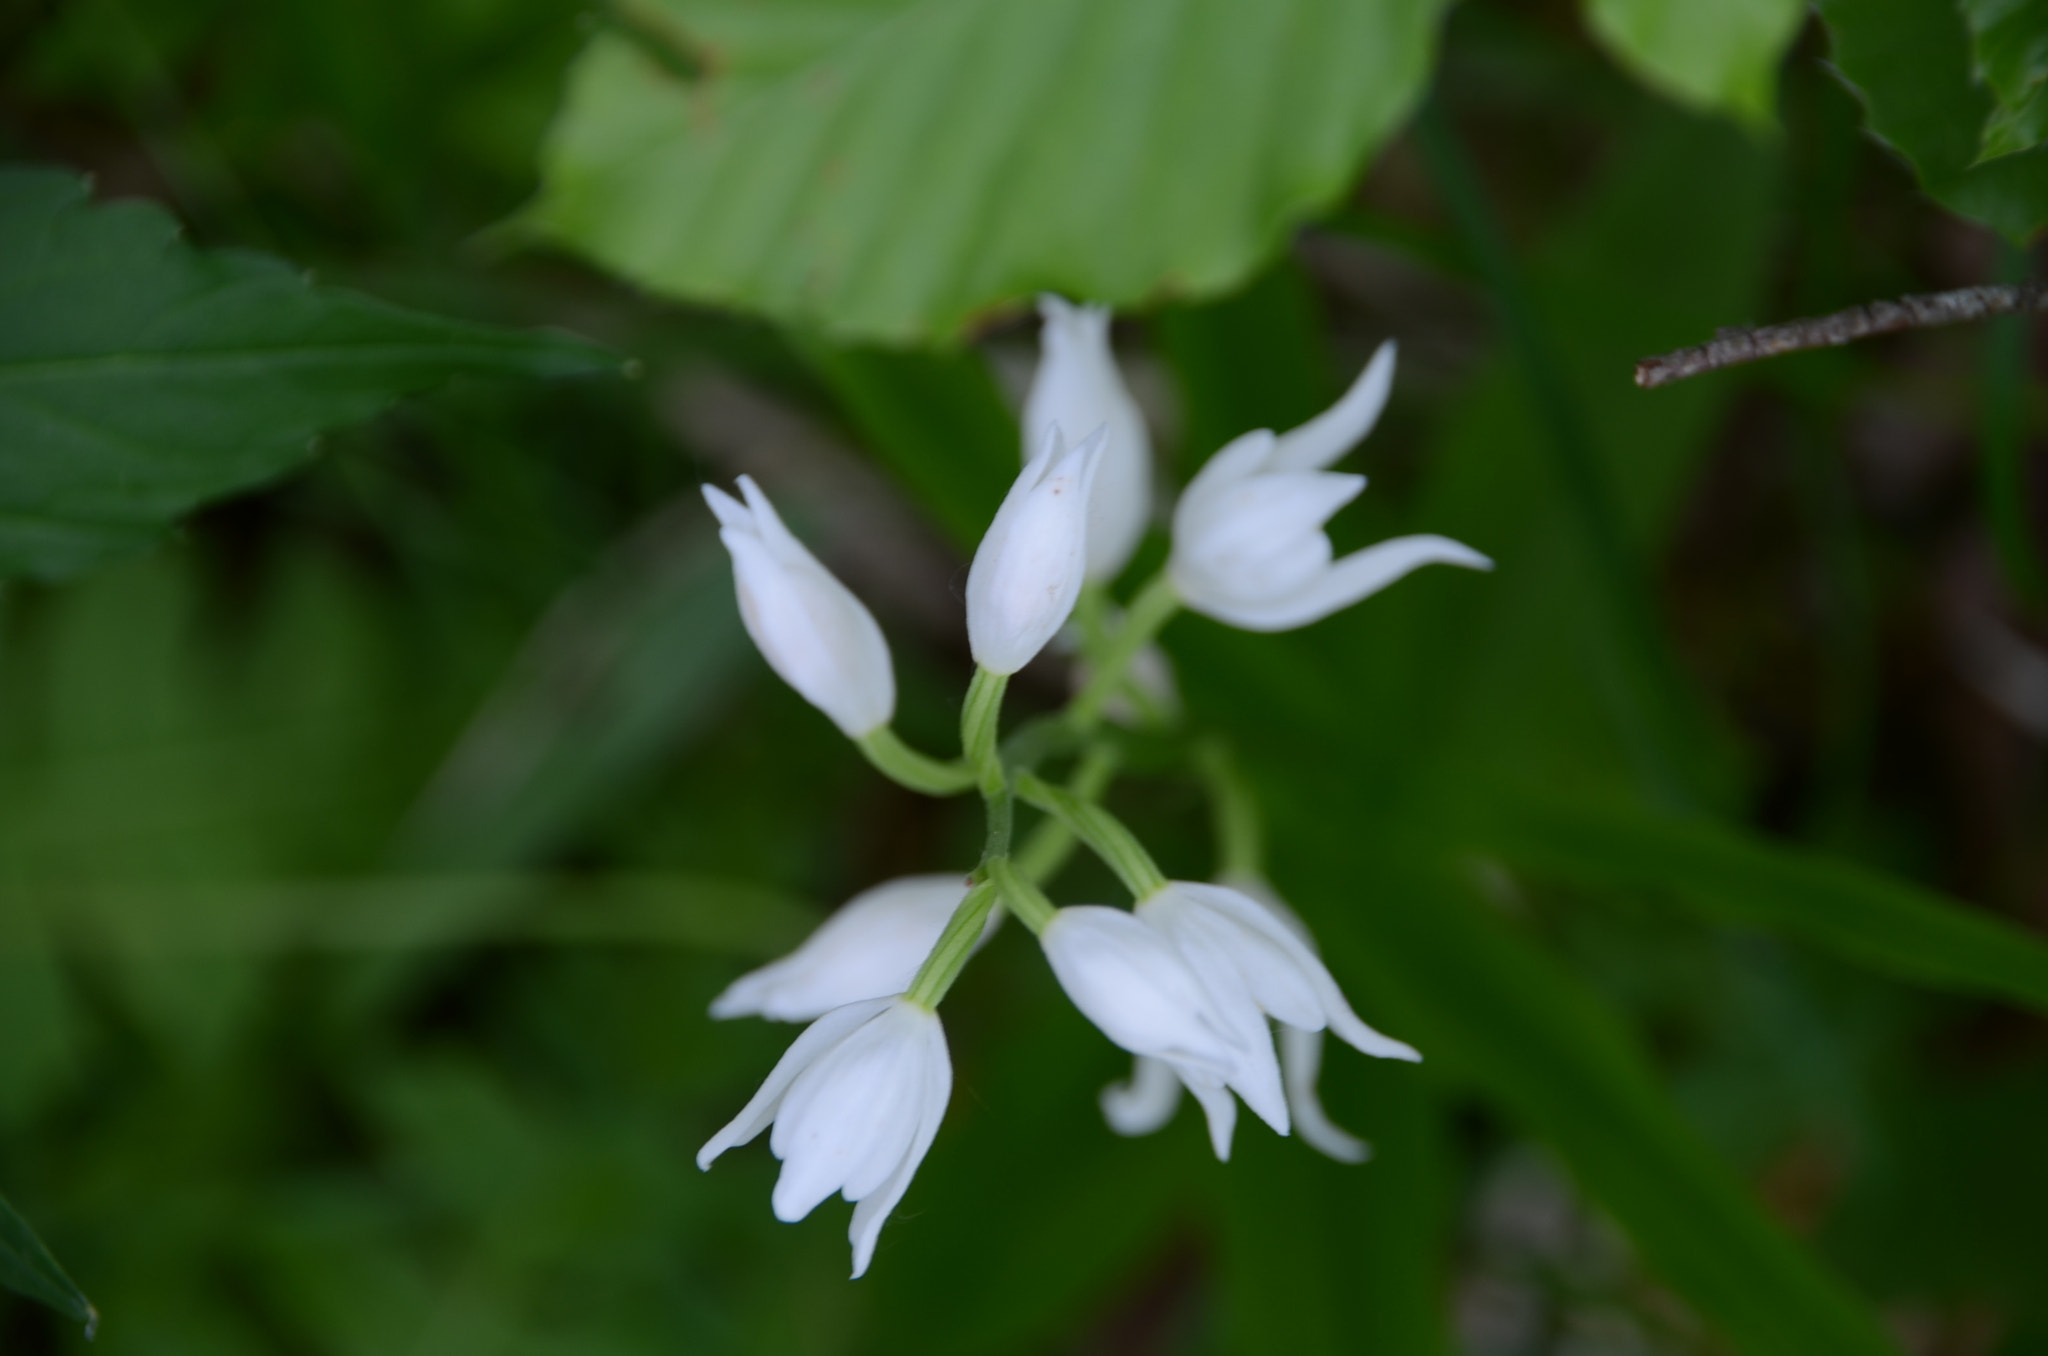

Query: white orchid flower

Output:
[698, 996, 950, 1279]
[710, 875, 998, 1023]
[1038, 903, 1285, 1160]
[1169, 343, 1491, 631]
[1024, 296, 1153, 582]
[703, 475, 894, 737]
[967, 425, 1105, 674]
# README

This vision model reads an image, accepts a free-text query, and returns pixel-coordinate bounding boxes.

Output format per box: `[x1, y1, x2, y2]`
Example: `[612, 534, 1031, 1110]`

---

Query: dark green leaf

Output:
[527, 0, 1452, 342]
[1814, 0, 2048, 236]
[1276, 829, 1900, 1356]
[0, 167, 615, 579]
[0, 1190, 93, 1333]
[1475, 792, 2048, 1016]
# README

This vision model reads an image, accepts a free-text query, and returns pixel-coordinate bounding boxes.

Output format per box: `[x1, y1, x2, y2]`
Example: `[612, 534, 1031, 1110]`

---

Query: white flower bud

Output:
[698, 996, 951, 1279]
[1024, 296, 1153, 582]
[966, 425, 1105, 674]
[703, 476, 895, 737]
[1169, 344, 1491, 632]
[710, 875, 998, 1023]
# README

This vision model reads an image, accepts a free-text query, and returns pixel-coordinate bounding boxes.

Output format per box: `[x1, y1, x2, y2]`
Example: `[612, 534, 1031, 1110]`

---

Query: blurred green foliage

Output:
[1, 0, 2046, 1353]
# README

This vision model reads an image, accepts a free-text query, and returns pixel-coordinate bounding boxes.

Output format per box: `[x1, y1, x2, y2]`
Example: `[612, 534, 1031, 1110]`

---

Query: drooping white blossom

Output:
[967, 426, 1105, 674]
[703, 476, 895, 737]
[1169, 343, 1491, 632]
[1095, 879, 1377, 1162]
[1024, 296, 1153, 582]
[698, 996, 950, 1279]
[1038, 904, 1284, 1160]
[710, 875, 998, 1023]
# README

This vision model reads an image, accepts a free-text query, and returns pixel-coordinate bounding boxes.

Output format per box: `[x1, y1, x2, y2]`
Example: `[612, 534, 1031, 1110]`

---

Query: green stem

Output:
[1195, 738, 1264, 881]
[961, 666, 1010, 794]
[905, 876, 1002, 1008]
[1014, 772, 1168, 899]
[1068, 572, 1181, 733]
[988, 856, 1057, 934]
[856, 727, 977, 795]
[1014, 744, 1121, 884]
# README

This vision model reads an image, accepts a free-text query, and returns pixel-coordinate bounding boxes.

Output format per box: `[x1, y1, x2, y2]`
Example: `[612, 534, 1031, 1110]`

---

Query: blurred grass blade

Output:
[0, 1190, 94, 1334]
[394, 498, 749, 869]
[796, 338, 1018, 553]
[0, 168, 616, 580]
[0, 873, 816, 959]
[1479, 792, 2048, 1014]
[1980, 238, 2045, 603]
[1582, 0, 1807, 127]
[1293, 842, 1900, 1356]
[527, 0, 1452, 342]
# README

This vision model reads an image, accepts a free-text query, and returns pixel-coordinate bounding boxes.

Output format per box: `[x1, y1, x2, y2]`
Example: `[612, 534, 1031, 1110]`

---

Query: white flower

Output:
[697, 996, 950, 1279]
[1085, 881, 1420, 1160]
[1039, 904, 1285, 1160]
[1024, 297, 1152, 582]
[967, 426, 1105, 674]
[710, 875, 998, 1023]
[703, 476, 894, 737]
[1169, 343, 1492, 632]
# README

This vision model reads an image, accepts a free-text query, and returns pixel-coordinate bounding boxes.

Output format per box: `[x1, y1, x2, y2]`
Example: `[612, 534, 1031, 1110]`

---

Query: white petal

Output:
[1099, 1055, 1184, 1137]
[1269, 340, 1398, 472]
[696, 997, 893, 1171]
[1176, 429, 1278, 520]
[846, 1014, 950, 1278]
[1179, 1069, 1241, 1162]
[769, 1002, 932, 1221]
[710, 875, 977, 1022]
[1281, 1024, 1371, 1163]
[1187, 533, 1493, 633]
[1040, 906, 1238, 1074]
[1025, 296, 1153, 582]
[1140, 898, 1289, 1136]
[701, 483, 751, 531]
[966, 427, 1106, 674]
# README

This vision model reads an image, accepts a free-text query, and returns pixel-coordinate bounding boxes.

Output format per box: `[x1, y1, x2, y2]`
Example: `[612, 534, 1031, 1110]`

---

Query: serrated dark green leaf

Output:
[1475, 793, 2048, 1015]
[0, 167, 615, 579]
[1814, 0, 2048, 236]
[527, 0, 1451, 342]
[0, 1190, 93, 1332]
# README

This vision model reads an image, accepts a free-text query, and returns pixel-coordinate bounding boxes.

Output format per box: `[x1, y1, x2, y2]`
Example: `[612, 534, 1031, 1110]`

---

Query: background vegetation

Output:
[1, 0, 2045, 1351]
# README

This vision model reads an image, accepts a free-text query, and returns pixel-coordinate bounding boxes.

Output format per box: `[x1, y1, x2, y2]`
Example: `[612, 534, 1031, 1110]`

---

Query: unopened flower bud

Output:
[967, 425, 1105, 674]
[1024, 296, 1153, 582]
[704, 476, 895, 737]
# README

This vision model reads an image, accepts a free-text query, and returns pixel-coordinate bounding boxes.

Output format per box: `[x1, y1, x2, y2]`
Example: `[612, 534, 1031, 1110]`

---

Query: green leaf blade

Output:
[528, 0, 1450, 342]
[1480, 793, 2048, 1015]
[0, 168, 615, 579]
[1584, 0, 1808, 127]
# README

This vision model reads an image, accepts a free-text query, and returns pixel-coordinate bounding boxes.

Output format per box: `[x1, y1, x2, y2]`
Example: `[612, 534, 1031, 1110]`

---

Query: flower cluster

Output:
[697, 297, 1491, 1276]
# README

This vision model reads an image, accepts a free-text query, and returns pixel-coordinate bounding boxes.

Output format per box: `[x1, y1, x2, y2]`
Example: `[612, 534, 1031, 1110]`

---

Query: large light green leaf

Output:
[0, 168, 614, 579]
[1476, 792, 2048, 1015]
[1583, 0, 1807, 126]
[527, 0, 1450, 342]
[0, 1190, 93, 1333]
[1814, 0, 2048, 238]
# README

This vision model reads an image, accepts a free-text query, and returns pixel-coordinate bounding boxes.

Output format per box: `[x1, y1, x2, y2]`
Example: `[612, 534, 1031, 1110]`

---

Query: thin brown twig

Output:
[1634, 281, 2046, 388]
